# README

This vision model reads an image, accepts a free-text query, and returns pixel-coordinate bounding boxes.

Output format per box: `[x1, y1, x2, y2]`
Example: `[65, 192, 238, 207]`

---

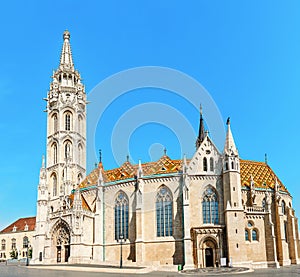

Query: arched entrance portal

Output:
[52, 220, 71, 263]
[199, 237, 218, 268]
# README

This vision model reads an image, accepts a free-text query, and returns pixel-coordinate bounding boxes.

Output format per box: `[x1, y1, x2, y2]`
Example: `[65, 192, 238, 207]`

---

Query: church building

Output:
[30, 31, 300, 269]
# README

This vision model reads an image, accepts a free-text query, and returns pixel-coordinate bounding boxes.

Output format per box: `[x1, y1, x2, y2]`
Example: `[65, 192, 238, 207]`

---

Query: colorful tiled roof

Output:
[0, 217, 36, 234]
[240, 160, 288, 193]
[80, 155, 183, 188]
[80, 156, 288, 194]
[69, 193, 92, 212]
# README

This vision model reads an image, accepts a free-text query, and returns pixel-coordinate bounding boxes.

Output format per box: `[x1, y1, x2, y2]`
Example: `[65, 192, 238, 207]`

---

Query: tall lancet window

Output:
[64, 141, 72, 161]
[203, 157, 208, 171]
[52, 174, 57, 197]
[53, 143, 58, 164]
[156, 186, 173, 237]
[202, 187, 219, 224]
[210, 157, 214, 171]
[65, 112, 71, 131]
[53, 114, 58, 133]
[114, 191, 129, 240]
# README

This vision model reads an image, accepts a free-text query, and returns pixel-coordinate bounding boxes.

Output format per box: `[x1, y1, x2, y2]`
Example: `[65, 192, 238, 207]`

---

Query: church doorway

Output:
[52, 220, 71, 263]
[205, 248, 214, 267]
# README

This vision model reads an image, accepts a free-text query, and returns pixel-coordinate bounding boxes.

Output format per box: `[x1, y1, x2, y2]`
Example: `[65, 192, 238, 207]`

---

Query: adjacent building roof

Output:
[0, 216, 36, 234]
[80, 156, 288, 193]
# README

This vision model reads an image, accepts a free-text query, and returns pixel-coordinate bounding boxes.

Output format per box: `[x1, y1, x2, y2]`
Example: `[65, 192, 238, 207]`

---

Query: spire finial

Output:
[226, 117, 230, 125]
[224, 116, 238, 155]
[99, 149, 102, 163]
[126, 154, 129, 162]
[164, 148, 167, 156]
[196, 104, 205, 149]
[59, 30, 74, 69]
[265, 153, 268, 165]
[63, 30, 70, 40]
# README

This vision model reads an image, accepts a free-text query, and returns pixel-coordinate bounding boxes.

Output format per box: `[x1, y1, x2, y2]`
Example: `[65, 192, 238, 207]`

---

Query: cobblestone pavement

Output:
[182, 267, 250, 275]
[1, 263, 300, 277]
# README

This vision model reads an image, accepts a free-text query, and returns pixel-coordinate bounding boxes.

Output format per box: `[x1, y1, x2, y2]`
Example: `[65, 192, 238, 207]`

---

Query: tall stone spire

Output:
[59, 30, 74, 70]
[196, 104, 205, 149]
[224, 117, 238, 156]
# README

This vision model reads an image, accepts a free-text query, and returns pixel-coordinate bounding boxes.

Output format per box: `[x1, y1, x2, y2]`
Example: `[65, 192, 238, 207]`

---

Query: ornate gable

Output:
[188, 135, 222, 175]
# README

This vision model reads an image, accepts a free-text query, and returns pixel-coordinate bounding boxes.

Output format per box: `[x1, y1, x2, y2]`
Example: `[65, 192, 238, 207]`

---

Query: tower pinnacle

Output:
[59, 30, 74, 70]
[196, 104, 205, 149]
[224, 117, 238, 156]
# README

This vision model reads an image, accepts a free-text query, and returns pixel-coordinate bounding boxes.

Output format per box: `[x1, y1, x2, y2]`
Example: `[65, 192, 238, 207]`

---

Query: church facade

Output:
[30, 31, 300, 269]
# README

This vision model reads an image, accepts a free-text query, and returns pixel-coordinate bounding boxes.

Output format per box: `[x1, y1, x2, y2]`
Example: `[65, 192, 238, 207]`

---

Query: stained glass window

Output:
[156, 186, 173, 237]
[114, 191, 129, 240]
[202, 187, 219, 224]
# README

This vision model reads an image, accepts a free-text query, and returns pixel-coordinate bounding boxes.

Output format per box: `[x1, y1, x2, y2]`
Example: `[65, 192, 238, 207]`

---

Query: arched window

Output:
[77, 173, 83, 184]
[53, 114, 58, 133]
[78, 115, 83, 133]
[231, 161, 235, 170]
[11, 238, 16, 250]
[23, 236, 29, 248]
[252, 229, 258, 241]
[203, 157, 208, 171]
[245, 229, 249, 241]
[78, 144, 82, 165]
[114, 191, 129, 240]
[202, 187, 219, 224]
[53, 143, 58, 164]
[156, 186, 173, 237]
[282, 200, 286, 215]
[52, 174, 57, 196]
[1, 239, 5, 251]
[65, 112, 71, 131]
[64, 141, 72, 160]
[210, 157, 214, 171]
[225, 162, 229, 171]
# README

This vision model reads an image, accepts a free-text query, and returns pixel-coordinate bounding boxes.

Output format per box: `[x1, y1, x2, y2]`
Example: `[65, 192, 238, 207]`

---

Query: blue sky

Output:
[0, 1, 300, 229]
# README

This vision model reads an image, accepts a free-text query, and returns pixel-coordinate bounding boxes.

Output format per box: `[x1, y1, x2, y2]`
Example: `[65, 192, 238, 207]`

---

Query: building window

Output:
[114, 191, 129, 240]
[78, 115, 83, 133]
[203, 157, 208, 171]
[252, 229, 257, 241]
[11, 239, 16, 250]
[231, 161, 235, 170]
[53, 114, 58, 133]
[245, 230, 249, 241]
[65, 112, 71, 131]
[53, 143, 58, 164]
[210, 157, 214, 171]
[202, 187, 219, 224]
[156, 186, 173, 237]
[284, 221, 288, 242]
[282, 200, 286, 215]
[23, 237, 29, 249]
[52, 174, 57, 196]
[64, 141, 72, 160]
[1, 240, 5, 251]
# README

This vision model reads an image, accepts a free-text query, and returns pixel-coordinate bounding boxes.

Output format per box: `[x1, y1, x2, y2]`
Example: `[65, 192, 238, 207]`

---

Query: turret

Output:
[222, 118, 246, 266]
[44, 30, 87, 212]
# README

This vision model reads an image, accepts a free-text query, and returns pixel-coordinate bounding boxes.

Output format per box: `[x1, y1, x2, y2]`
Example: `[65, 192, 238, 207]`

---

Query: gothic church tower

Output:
[45, 30, 86, 211]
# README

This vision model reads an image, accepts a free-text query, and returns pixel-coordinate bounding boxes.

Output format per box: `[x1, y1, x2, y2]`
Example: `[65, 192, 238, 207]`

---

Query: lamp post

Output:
[118, 234, 126, 268]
